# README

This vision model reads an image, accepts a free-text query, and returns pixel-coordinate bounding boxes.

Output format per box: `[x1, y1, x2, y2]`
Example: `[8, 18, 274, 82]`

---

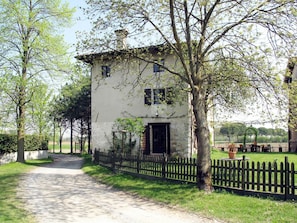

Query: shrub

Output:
[0, 134, 48, 154]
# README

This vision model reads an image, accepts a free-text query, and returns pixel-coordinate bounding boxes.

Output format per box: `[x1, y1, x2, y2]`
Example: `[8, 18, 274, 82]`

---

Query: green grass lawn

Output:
[1, 152, 296, 223]
[82, 154, 297, 223]
[211, 149, 297, 164]
[48, 141, 87, 154]
[0, 158, 52, 223]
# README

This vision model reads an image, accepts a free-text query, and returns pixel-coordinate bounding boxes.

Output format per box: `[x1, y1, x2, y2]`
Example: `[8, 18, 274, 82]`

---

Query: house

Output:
[76, 29, 199, 157]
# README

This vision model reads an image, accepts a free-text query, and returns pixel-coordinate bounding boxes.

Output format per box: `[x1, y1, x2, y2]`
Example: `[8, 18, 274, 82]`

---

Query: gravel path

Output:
[17, 154, 222, 223]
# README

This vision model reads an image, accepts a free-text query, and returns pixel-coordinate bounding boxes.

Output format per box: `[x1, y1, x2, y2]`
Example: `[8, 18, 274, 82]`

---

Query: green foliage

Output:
[112, 133, 136, 153]
[0, 0, 75, 162]
[237, 135, 288, 144]
[218, 122, 288, 143]
[112, 118, 144, 153]
[114, 117, 144, 136]
[27, 83, 53, 137]
[287, 80, 297, 130]
[219, 122, 246, 138]
[50, 70, 91, 153]
[0, 134, 16, 153]
[0, 134, 48, 154]
[51, 72, 91, 123]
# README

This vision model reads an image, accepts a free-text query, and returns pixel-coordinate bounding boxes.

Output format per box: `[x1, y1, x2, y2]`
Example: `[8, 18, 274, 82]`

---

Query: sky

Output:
[63, 0, 92, 55]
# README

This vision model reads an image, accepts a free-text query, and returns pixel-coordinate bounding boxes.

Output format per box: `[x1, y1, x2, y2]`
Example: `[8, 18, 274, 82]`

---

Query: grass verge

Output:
[82, 155, 297, 223]
[0, 158, 52, 223]
[211, 149, 297, 163]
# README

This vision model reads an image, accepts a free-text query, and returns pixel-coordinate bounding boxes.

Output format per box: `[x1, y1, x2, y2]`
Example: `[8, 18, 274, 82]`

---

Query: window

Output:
[153, 88, 165, 104]
[102, 66, 111, 78]
[153, 59, 165, 73]
[144, 88, 173, 105]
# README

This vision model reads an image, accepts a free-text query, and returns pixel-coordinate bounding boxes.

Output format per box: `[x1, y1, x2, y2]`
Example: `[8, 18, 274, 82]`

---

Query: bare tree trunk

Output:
[53, 120, 56, 153]
[80, 119, 83, 153]
[88, 118, 91, 154]
[59, 126, 62, 153]
[70, 119, 73, 154]
[17, 98, 25, 162]
[17, 69, 26, 163]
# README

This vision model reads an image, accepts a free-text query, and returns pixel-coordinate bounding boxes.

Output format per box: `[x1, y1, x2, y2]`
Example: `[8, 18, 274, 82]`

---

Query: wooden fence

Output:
[93, 150, 296, 200]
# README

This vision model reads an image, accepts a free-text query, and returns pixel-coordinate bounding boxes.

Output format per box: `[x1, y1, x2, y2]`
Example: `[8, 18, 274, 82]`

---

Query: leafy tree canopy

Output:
[0, 0, 75, 162]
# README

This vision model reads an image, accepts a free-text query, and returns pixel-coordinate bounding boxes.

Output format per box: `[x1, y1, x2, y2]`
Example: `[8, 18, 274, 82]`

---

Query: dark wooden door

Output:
[143, 123, 170, 155]
[152, 124, 167, 153]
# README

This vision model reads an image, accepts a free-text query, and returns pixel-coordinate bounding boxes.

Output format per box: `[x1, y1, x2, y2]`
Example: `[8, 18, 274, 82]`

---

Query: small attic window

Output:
[102, 66, 111, 78]
[284, 76, 292, 84]
[153, 59, 165, 73]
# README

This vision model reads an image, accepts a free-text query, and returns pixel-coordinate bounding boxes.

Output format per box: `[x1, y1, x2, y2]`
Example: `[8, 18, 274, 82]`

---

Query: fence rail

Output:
[93, 150, 296, 200]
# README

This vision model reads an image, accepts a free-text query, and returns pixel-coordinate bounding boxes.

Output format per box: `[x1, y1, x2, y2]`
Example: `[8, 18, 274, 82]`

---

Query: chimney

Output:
[115, 29, 128, 50]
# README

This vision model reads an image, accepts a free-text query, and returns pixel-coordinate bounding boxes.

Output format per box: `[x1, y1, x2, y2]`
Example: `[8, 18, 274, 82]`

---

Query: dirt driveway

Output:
[17, 154, 222, 223]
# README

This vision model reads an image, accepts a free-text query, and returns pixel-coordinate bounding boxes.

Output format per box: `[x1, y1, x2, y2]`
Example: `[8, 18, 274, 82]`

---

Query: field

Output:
[48, 141, 84, 154]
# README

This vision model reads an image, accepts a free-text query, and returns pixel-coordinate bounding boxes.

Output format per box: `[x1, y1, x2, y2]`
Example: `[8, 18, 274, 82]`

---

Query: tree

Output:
[113, 118, 145, 154]
[72, 75, 91, 153]
[0, 0, 74, 162]
[220, 122, 245, 142]
[258, 127, 269, 136]
[82, 0, 297, 191]
[27, 83, 53, 138]
[50, 70, 91, 154]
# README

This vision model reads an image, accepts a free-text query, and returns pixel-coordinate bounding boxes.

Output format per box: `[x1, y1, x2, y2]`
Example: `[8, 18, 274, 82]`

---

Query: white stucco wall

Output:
[0, 150, 49, 165]
[90, 52, 193, 157]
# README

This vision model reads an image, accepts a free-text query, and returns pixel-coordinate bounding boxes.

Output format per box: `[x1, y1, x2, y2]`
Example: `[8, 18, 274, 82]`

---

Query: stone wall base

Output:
[0, 150, 48, 165]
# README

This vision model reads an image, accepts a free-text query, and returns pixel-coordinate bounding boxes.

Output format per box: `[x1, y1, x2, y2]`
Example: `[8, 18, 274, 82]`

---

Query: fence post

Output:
[93, 148, 99, 164]
[111, 150, 116, 173]
[137, 152, 140, 174]
[241, 155, 246, 193]
[285, 156, 289, 200]
[162, 153, 167, 179]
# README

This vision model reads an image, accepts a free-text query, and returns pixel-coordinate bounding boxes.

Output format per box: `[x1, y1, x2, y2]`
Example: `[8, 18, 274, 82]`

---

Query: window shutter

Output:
[166, 87, 174, 104]
[144, 89, 152, 105]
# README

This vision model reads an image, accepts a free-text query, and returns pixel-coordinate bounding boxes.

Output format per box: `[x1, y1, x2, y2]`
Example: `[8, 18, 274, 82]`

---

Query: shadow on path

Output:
[17, 154, 222, 223]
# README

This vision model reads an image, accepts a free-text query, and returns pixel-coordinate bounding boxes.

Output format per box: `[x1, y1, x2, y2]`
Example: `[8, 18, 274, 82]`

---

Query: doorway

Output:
[144, 123, 170, 155]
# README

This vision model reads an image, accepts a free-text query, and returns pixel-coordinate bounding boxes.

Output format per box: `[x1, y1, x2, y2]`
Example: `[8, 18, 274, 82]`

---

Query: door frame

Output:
[145, 123, 170, 155]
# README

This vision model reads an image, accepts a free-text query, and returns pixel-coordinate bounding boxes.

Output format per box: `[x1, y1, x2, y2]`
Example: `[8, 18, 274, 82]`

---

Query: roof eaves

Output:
[75, 43, 169, 64]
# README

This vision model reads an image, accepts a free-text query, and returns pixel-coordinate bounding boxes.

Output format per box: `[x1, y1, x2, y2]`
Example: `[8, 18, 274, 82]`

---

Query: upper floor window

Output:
[144, 87, 174, 105]
[153, 59, 165, 73]
[153, 88, 165, 104]
[102, 65, 111, 78]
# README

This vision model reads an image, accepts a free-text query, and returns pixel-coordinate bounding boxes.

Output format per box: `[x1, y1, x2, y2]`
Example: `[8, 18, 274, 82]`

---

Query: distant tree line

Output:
[217, 122, 287, 144]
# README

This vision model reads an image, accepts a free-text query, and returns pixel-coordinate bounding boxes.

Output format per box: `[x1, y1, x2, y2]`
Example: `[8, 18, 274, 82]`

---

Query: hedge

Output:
[0, 134, 48, 154]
